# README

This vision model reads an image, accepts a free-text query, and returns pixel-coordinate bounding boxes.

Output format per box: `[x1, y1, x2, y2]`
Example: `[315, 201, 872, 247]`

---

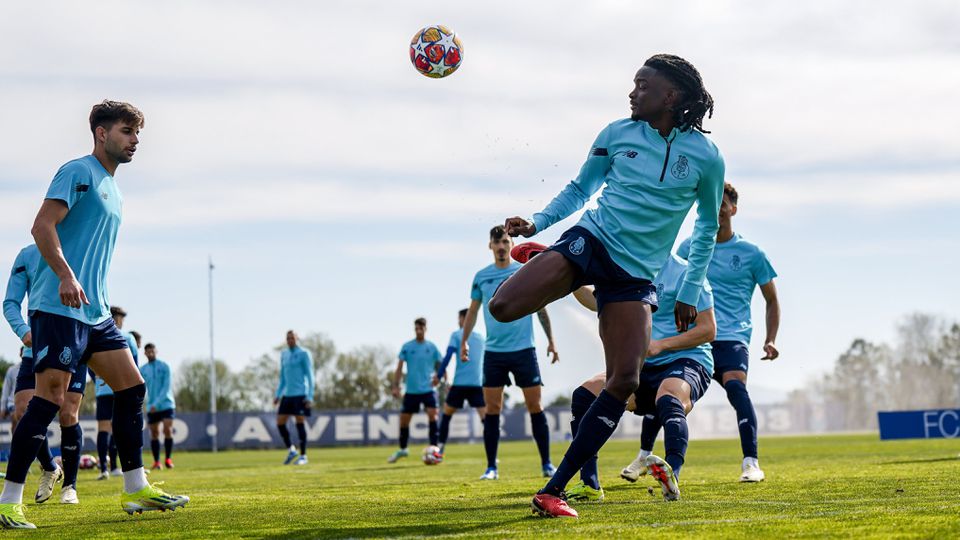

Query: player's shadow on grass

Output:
[262, 520, 524, 539]
[878, 456, 960, 466]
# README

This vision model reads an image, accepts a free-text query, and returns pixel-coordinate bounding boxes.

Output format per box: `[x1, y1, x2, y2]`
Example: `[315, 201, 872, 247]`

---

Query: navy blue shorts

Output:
[632, 358, 712, 416]
[483, 348, 541, 388]
[96, 395, 114, 421]
[278, 395, 311, 416]
[711, 341, 750, 383]
[445, 386, 485, 409]
[546, 226, 658, 314]
[31, 311, 128, 376]
[402, 392, 438, 413]
[147, 408, 175, 424]
[14, 353, 87, 394]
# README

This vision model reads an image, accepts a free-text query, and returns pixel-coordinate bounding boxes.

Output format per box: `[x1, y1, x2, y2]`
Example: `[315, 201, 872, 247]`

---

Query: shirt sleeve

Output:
[676, 237, 692, 260]
[532, 125, 613, 234]
[3, 252, 31, 341]
[45, 161, 88, 209]
[398, 346, 408, 363]
[677, 151, 725, 306]
[303, 351, 315, 400]
[696, 278, 715, 312]
[752, 248, 778, 286]
[470, 275, 482, 302]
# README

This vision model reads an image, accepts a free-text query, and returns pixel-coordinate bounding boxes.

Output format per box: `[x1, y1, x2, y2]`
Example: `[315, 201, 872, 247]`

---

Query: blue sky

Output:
[1, 1, 958, 405]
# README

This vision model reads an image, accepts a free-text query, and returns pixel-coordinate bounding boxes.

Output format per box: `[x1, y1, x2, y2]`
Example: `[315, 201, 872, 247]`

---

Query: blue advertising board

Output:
[878, 409, 960, 440]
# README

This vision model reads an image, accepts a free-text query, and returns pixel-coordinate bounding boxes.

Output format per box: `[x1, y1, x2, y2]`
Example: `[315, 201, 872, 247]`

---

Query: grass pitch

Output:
[12, 433, 960, 538]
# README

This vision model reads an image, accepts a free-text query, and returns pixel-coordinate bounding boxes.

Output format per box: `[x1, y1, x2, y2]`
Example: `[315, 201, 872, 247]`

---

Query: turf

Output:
[8, 433, 960, 538]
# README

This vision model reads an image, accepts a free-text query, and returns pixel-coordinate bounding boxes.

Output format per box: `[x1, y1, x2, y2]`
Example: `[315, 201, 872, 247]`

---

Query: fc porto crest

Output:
[59, 347, 73, 365]
[656, 282, 665, 300]
[671, 155, 690, 179]
[569, 236, 586, 256]
[729, 254, 742, 271]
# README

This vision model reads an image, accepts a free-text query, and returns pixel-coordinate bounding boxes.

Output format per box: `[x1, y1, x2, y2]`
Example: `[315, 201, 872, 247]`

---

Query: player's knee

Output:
[605, 372, 640, 400]
[487, 295, 514, 323]
[60, 410, 79, 426]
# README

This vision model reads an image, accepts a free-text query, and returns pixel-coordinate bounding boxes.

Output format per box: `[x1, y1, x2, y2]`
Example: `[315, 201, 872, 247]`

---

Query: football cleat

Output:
[620, 456, 648, 483]
[0, 504, 35, 529]
[387, 449, 409, 463]
[60, 485, 79, 504]
[740, 463, 765, 483]
[511, 242, 548, 264]
[531, 492, 578, 518]
[151, 461, 162, 471]
[97, 471, 110, 481]
[110, 468, 123, 477]
[35, 466, 63, 504]
[645, 455, 680, 501]
[565, 481, 605, 502]
[479, 467, 498, 480]
[284, 446, 299, 465]
[165, 458, 175, 469]
[542, 463, 556, 478]
[121, 482, 189, 515]
[295, 456, 308, 466]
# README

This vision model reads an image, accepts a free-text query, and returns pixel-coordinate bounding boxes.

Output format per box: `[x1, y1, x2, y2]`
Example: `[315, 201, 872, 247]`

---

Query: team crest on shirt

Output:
[101, 191, 109, 200]
[656, 282, 664, 300]
[730, 255, 742, 271]
[569, 236, 586, 256]
[59, 347, 73, 365]
[671, 155, 690, 179]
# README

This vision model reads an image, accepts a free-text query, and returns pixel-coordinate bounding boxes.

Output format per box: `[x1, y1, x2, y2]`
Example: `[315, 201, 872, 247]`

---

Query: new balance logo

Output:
[739, 418, 749, 425]
[665, 418, 683, 425]
[597, 416, 616, 429]
[32, 434, 46, 440]
[64, 445, 78, 451]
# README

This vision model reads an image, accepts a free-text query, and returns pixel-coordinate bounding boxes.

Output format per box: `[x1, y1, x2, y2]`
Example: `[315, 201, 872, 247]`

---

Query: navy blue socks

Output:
[530, 411, 551, 466]
[641, 414, 662, 452]
[36, 436, 56, 472]
[112, 384, 145, 471]
[656, 395, 688, 477]
[151, 439, 161, 462]
[278, 423, 292, 448]
[295, 422, 306, 456]
[399, 427, 409, 450]
[428, 419, 439, 446]
[60, 423, 82, 488]
[97, 431, 110, 472]
[164, 437, 174, 460]
[541, 390, 625, 495]
[483, 414, 499, 469]
[5, 396, 59, 484]
[438, 413, 452, 446]
[724, 379, 758, 459]
[570, 386, 600, 489]
[108, 435, 117, 470]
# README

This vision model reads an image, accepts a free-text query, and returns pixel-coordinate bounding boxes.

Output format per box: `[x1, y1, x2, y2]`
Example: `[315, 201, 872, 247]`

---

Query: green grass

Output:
[10, 434, 960, 538]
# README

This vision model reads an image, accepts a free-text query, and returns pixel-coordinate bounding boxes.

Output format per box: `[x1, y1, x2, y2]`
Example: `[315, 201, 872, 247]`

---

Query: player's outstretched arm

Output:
[651, 308, 716, 356]
[391, 359, 404, 398]
[32, 200, 88, 308]
[303, 350, 315, 405]
[676, 154, 725, 318]
[460, 300, 481, 362]
[536, 308, 559, 364]
[760, 280, 780, 360]
[3, 253, 31, 345]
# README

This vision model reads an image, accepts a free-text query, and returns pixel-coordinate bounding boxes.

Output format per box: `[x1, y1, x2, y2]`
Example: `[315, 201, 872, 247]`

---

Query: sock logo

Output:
[64, 445, 78, 451]
[31, 434, 46, 440]
[597, 416, 616, 429]
[739, 418, 749, 425]
[665, 418, 683, 425]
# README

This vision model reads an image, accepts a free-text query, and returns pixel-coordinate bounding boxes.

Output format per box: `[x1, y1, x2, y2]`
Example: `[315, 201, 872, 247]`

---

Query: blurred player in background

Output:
[275, 330, 314, 466]
[92, 306, 139, 480]
[492, 55, 724, 517]
[141, 343, 176, 470]
[461, 226, 559, 480]
[433, 309, 486, 457]
[388, 318, 441, 463]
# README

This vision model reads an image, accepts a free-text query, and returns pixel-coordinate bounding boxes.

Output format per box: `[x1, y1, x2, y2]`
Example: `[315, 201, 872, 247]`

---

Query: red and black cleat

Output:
[165, 458, 175, 469]
[531, 492, 578, 518]
[511, 242, 548, 264]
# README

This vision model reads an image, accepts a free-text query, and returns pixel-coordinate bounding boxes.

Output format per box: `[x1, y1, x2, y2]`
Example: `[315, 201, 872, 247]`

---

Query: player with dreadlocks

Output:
[490, 54, 725, 518]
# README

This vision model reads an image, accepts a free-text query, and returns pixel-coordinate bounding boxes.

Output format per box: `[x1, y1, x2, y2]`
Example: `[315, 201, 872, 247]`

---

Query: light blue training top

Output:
[141, 359, 176, 412]
[275, 345, 315, 399]
[645, 254, 715, 374]
[440, 328, 485, 387]
[3, 244, 40, 358]
[399, 339, 440, 394]
[531, 119, 725, 306]
[470, 263, 535, 353]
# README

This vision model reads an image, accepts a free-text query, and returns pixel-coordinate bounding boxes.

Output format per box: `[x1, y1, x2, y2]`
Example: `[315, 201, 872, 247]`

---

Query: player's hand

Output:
[460, 342, 469, 362]
[21, 331, 32, 348]
[303, 399, 312, 407]
[674, 302, 697, 333]
[646, 340, 664, 358]
[504, 217, 536, 238]
[547, 341, 559, 364]
[58, 277, 89, 309]
[431, 374, 440, 387]
[391, 386, 401, 399]
[273, 397, 279, 406]
[761, 342, 780, 361]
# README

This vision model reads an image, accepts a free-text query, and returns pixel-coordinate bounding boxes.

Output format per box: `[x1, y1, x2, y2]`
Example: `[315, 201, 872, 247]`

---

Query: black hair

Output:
[144, 343, 156, 350]
[724, 182, 739, 204]
[458, 309, 468, 318]
[489, 225, 506, 240]
[89, 100, 144, 134]
[414, 317, 427, 327]
[643, 54, 714, 133]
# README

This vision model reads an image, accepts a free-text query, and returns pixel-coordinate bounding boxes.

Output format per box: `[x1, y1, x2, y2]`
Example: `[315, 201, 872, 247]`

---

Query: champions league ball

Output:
[422, 445, 443, 465]
[409, 25, 463, 78]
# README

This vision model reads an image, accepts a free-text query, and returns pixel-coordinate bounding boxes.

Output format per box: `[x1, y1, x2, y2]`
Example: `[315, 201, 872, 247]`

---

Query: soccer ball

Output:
[422, 445, 443, 465]
[79, 454, 98, 470]
[409, 25, 463, 78]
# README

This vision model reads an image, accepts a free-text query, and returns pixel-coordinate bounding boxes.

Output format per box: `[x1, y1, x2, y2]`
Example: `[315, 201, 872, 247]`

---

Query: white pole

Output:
[208, 257, 218, 453]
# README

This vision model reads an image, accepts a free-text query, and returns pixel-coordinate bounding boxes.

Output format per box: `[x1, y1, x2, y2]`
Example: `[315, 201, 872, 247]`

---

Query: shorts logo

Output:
[569, 236, 586, 256]
[59, 347, 73, 366]
[729, 255, 742, 271]
[671, 155, 690, 179]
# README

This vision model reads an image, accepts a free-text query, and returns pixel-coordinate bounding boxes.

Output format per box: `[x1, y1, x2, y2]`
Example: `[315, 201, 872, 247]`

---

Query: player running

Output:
[275, 330, 314, 466]
[631, 183, 780, 482]
[0, 101, 187, 529]
[3, 243, 89, 505]
[388, 318, 441, 463]
[462, 226, 559, 480]
[141, 343, 177, 470]
[488, 55, 724, 517]
[92, 306, 139, 480]
[433, 309, 486, 458]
